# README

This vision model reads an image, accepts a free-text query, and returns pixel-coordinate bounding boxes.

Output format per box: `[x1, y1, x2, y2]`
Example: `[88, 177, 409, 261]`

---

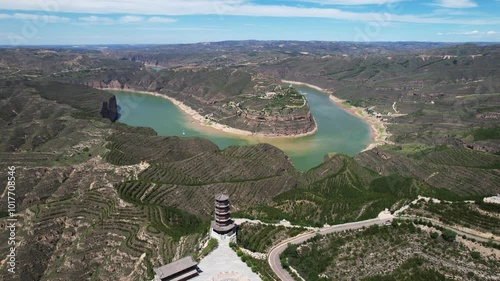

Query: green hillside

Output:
[1, 43, 500, 280]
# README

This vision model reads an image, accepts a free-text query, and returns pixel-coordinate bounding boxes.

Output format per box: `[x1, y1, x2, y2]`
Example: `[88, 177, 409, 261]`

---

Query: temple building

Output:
[153, 256, 199, 281]
[211, 193, 236, 237]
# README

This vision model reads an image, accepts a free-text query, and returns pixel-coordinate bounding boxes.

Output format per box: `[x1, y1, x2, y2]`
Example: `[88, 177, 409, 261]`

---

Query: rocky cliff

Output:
[85, 79, 129, 90]
[228, 109, 316, 136]
[100, 95, 119, 122]
[85, 67, 317, 136]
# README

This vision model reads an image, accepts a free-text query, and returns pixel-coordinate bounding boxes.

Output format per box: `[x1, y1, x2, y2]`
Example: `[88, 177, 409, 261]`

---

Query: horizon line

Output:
[0, 40, 499, 48]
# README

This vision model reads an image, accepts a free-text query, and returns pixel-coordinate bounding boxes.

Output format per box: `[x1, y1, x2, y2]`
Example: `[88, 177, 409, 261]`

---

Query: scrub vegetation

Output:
[236, 223, 306, 253]
[1, 41, 499, 280]
[281, 222, 500, 280]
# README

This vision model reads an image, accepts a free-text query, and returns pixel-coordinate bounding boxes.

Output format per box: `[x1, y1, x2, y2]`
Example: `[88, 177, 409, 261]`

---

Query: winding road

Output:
[267, 218, 391, 281]
[263, 197, 499, 280]
[266, 214, 497, 281]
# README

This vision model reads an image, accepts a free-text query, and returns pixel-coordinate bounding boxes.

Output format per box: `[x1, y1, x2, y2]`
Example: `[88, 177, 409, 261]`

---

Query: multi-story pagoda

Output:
[212, 193, 235, 236]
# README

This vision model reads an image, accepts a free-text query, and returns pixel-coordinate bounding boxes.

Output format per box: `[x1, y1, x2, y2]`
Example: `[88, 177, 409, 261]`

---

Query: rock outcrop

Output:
[85, 80, 128, 90]
[100, 95, 119, 122]
[84, 71, 317, 136]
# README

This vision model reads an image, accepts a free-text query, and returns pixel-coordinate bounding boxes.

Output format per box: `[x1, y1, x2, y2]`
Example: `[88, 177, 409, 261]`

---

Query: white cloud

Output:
[119, 15, 143, 23]
[147, 17, 177, 23]
[76, 15, 175, 25]
[431, 8, 471, 16]
[135, 27, 225, 31]
[0, 0, 246, 15]
[464, 30, 480, 35]
[0, 0, 496, 25]
[78, 15, 114, 23]
[0, 13, 70, 23]
[445, 30, 498, 36]
[215, 4, 497, 25]
[433, 0, 477, 8]
[296, 0, 401, 5]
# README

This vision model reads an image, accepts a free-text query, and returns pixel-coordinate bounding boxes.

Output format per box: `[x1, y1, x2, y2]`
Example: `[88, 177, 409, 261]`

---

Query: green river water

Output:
[114, 85, 371, 171]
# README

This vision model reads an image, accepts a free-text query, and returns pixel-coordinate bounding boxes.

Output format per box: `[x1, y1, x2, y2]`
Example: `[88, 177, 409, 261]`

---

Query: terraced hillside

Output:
[113, 143, 301, 218]
[406, 199, 500, 238]
[236, 151, 481, 226]
[1, 43, 500, 280]
[0, 80, 300, 280]
[0, 81, 204, 279]
[355, 145, 500, 195]
[281, 222, 500, 280]
[104, 131, 219, 166]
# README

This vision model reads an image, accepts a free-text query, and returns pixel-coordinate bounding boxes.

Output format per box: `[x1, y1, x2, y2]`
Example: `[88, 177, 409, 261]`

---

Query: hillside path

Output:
[267, 216, 392, 281]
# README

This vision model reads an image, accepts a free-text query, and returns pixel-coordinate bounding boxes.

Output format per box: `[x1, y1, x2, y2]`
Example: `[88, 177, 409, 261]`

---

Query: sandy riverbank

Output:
[104, 88, 318, 139]
[282, 80, 391, 151]
[282, 80, 334, 94]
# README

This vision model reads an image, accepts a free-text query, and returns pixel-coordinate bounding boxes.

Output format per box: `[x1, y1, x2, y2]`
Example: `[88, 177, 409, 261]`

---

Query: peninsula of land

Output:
[101, 78, 386, 150]
[282, 80, 391, 151]
[103, 87, 319, 139]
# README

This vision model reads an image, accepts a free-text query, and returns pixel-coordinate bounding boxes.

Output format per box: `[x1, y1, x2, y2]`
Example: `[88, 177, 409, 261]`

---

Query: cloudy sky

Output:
[0, 0, 498, 45]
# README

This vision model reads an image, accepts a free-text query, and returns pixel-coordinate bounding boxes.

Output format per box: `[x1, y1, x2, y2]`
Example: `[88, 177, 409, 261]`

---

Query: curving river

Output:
[114, 85, 371, 171]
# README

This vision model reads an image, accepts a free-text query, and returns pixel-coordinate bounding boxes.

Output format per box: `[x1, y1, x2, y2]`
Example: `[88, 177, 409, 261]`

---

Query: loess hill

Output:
[1, 42, 500, 280]
[281, 221, 500, 280]
[0, 79, 302, 280]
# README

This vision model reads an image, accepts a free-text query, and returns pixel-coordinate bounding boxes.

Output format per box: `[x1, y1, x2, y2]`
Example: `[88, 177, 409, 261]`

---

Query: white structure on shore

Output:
[484, 195, 500, 204]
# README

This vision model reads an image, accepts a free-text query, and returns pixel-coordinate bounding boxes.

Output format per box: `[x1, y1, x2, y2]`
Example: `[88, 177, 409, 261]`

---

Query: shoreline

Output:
[103, 87, 318, 139]
[282, 80, 391, 151]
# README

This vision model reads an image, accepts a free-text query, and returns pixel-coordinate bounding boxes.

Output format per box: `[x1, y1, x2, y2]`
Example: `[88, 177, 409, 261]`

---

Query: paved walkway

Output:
[191, 236, 262, 281]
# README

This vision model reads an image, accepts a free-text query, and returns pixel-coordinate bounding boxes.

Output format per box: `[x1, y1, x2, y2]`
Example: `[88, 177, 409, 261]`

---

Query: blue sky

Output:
[0, 0, 498, 45]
